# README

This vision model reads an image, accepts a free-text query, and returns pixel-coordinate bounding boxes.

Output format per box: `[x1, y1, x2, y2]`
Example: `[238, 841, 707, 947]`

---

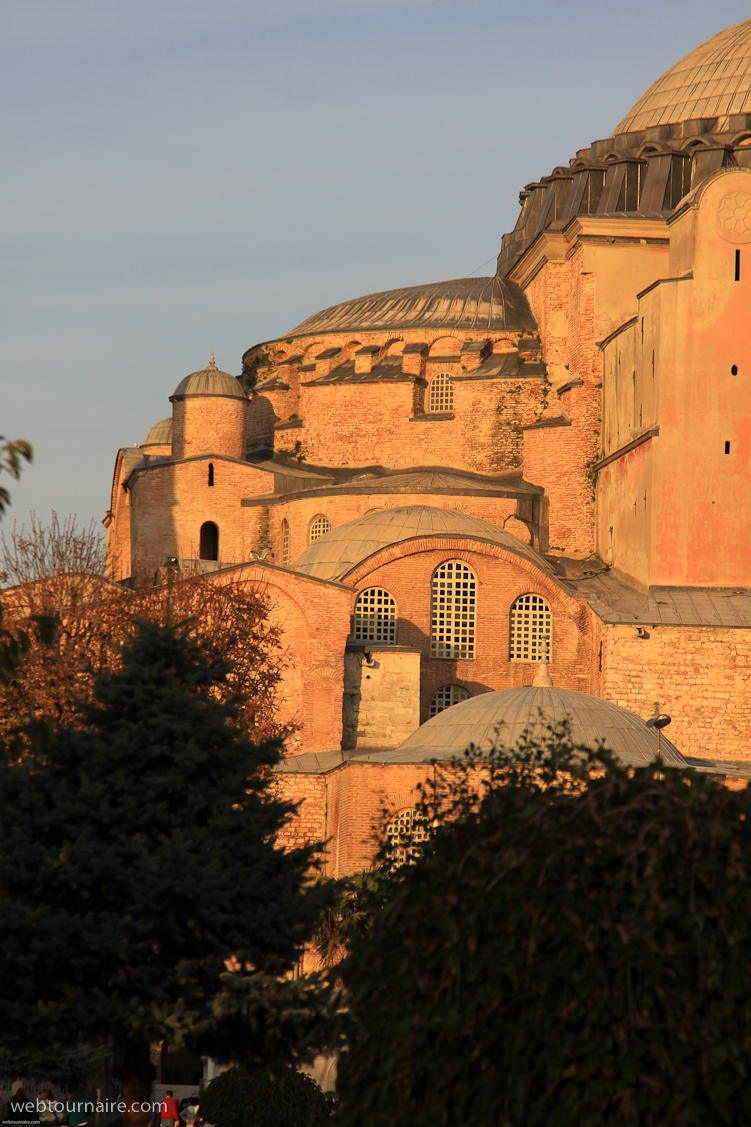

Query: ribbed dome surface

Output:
[613, 19, 751, 135]
[142, 417, 172, 446]
[171, 363, 246, 400]
[364, 684, 686, 767]
[293, 505, 553, 581]
[285, 276, 536, 338]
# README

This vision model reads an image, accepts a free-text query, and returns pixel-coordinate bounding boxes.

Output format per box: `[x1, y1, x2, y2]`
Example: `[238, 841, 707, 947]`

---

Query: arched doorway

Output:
[199, 521, 219, 561]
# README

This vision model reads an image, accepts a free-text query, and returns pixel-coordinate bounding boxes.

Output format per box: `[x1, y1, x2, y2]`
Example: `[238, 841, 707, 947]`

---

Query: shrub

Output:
[199, 1064, 328, 1127]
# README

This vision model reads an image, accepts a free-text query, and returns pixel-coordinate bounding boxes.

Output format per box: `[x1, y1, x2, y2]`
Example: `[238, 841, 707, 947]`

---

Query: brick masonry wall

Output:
[602, 623, 751, 761]
[344, 538, 594, 724]
[129, 458, 274, 585]
[173, 396, 247, 460]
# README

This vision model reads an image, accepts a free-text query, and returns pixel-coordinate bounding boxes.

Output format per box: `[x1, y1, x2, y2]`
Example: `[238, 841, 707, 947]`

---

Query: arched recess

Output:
[199, 521, 218, 561]
[509, 592, 552, 662]
[430, 559, 476, 659]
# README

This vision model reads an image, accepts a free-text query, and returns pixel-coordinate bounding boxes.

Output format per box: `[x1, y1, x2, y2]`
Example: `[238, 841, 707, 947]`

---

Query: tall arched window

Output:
[428, 371, 453, 413]
[431, 560, 476, 659]
[280, 519, 290, 566]
[353, 588, 397, 644]
[429, 684, 469, 717]
[386, 808, 429, 868]
[509, 593, 552, 662]
[309, 514, 331, 543]
[199, 521, 218, 561]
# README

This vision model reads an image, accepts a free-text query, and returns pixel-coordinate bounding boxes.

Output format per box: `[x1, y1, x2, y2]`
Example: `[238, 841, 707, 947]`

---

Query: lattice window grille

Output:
[430, 684, 469, 717]
[353, 588, 397, 644]
[309, 515, 331, 543]
[428, 371, 454, 414]
[386, 808, 429, 868]
[281, 520, 290, 566]
[509, 593, 552, 662]
[430, 560, 476, 659]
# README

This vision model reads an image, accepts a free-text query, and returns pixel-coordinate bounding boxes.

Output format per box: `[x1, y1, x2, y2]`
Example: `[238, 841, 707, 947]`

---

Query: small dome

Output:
[141, 417, 172, 447]
[171, 354, 246, 401]
[283, 276, 536, 338]
[613, 19, 751, 136]
[294, 504, 553, 581]
[365, 683, 686, 768]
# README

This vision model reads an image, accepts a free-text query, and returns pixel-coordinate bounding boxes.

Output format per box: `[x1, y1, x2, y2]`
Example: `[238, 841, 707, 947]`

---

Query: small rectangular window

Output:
[725, 441, 731, 454]
[736, 249, 741, 282]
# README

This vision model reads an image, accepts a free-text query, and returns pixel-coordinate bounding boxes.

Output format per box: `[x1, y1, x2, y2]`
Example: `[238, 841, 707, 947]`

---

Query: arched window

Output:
[199, 521, 218, 561]
[509, 593, 552, 662]
[429, 684, 469, 717]
[309, 514, 331, 543]
[428, 371, 453, 414]
[353, 588, 397, 644]
[386, 808, 429, 868]
[208, 463, 214, 487]
[431, 560, 476, 659]
[280, 519, 290, 566]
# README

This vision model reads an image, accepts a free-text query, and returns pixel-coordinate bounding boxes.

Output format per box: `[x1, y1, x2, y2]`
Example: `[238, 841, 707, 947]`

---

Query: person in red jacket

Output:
[161, 1092, 179, 1127]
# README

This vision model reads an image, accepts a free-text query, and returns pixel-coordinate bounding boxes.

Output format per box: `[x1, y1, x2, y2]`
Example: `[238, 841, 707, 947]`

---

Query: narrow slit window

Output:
[208, 463, 214, 487]
[736, 249, 741, 281]
[725, 441, 731, 454]
[732, 365, 738, 376]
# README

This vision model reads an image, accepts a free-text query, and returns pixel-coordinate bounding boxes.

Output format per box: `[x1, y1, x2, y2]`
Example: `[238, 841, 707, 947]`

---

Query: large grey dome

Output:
[170, 355, 246, 401]
[293, 505, 554, 581]
[361, 683, 686, 768]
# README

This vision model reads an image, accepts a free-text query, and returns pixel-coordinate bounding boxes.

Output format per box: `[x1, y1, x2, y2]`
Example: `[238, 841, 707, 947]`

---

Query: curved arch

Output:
[509, 592, 552, 662]
[428, 335, 462, 355]
[309, 514, 331, 543]
[427, 370, 454, 414]
[199, 521, 218, 561]
[352, 587, 397, 644]
[429, 684, 469, 717]
[431, 558, 476, 659]
[681, 136, 710, 151]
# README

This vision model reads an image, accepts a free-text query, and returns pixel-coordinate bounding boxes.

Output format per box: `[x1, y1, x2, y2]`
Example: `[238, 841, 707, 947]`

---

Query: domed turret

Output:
[170, 353, 248, 460]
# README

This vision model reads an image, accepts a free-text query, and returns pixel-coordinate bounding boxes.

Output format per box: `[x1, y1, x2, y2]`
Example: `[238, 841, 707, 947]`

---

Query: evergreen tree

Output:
[0, 620, 334, 1126]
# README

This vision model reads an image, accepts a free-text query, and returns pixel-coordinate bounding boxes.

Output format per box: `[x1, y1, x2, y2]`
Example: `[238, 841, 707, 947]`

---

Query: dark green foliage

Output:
[0, 436, 32, 518]
[0, 619, 335, 1074]
[198, 1063, 328, 1127]
[313, 870, 389, 966]
[337, 729, 751, 1127]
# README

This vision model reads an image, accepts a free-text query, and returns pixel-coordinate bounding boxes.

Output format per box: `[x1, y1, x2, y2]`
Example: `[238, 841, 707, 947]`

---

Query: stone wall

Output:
[342, 645, 421, 749]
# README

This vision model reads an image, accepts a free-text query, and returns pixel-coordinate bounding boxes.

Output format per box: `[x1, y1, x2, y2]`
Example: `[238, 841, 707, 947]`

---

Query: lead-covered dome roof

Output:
[284, 276, 536, 338]
[141, 417, 173, 447]
[613, 19, 751, 135]
[171, 355, 246, 401]
[364, 683, 686, 768]
[294, 504, 554, 581]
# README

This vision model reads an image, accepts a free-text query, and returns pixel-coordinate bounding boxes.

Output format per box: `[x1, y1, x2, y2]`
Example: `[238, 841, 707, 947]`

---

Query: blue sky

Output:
[2, 0, 749, 532]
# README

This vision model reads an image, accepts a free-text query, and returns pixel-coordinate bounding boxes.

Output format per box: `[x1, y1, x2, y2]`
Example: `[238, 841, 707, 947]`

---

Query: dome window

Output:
[509, 593, 552, 663]
[353, 587, 397, 645]
[280, 519, 290, 566]
[199, 521, 219, 562]
[431, 560, 476, 660]
[429, 684, 469, 717]
[386, 808, 429, 869]
[309, 515, 331, 543]
[428, 372, 454, 414]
